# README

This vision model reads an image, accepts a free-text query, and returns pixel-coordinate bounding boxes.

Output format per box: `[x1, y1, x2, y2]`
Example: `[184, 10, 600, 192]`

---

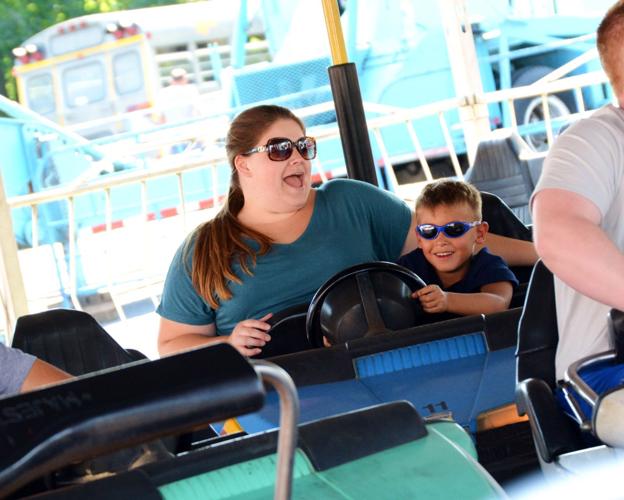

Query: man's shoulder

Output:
[0, 343, 35, 368]
[559, 104, 624, 139]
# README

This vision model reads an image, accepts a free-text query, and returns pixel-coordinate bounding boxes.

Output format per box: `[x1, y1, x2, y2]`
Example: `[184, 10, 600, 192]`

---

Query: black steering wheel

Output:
[305, 261, 427, 348]
[255, 303, 311, 359]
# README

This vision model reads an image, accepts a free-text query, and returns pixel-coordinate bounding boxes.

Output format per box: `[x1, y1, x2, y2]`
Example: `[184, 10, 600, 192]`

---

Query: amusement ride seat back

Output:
[479, 191, 533, 297]
[11, 309, 197, 473]
[465, 133, 541, 225]
[12, 308, 146, 375]
[0, 344, 277, 499]
[480, 192, 532, 243]
[515, 260, 586, 464]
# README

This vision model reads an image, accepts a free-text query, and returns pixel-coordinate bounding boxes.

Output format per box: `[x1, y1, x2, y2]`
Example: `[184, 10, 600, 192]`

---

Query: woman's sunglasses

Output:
[416, 221, 481, 240]
[243, 136, 317, 162]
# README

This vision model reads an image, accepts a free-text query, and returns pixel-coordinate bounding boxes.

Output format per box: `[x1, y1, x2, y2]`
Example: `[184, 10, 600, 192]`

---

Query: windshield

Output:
[62, 61, 106, 107]
[25, 73, 55, 115]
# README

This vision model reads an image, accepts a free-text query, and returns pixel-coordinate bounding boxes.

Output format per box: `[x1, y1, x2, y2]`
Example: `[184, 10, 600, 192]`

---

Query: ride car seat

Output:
[12, 308, 146, 375]
[10, 309, 176, 482]
[480, 191, 532, 242]
[465, 133, 542, 225]
[480, 191, 533, 298]
[515, 261, 586, 464]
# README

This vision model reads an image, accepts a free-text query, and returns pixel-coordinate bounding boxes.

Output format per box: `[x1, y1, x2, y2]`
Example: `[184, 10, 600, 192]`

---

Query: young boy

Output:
[398, 179, 518, 316]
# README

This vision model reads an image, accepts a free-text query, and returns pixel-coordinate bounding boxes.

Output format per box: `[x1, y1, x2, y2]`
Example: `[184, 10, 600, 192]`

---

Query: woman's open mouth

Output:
[283, 172, 304, 188]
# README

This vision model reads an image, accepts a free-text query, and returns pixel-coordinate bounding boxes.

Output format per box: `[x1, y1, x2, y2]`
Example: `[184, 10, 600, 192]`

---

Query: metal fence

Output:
[0, 65, 612, 340]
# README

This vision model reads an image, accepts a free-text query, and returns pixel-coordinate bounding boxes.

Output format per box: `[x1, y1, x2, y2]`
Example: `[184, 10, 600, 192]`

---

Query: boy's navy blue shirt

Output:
[397, 247, 518, 292]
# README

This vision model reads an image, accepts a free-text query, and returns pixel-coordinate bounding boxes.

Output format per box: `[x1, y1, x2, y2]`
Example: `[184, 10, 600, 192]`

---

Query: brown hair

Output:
[415, 179, 482, 219]
[597, 1, 624, 94]
[189, 105, 306, 309]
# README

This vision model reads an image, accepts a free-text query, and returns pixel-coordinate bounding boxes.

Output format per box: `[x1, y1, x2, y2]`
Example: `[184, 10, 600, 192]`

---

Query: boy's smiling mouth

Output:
[433, 250, 454, 258]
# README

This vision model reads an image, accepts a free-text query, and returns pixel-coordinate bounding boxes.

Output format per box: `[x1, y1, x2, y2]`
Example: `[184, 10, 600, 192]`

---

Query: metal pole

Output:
[252, 360, 300, 500]
[0, 170, 28, 342]
[438, 0, 491, 166]
[231, 0, 248, 69]
[322, 0, 378, 186]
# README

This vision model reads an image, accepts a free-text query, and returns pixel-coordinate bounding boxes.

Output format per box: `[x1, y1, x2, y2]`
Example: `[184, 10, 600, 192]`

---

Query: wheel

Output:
[511, 65, 575, 152]
[305, 261, 427, 348]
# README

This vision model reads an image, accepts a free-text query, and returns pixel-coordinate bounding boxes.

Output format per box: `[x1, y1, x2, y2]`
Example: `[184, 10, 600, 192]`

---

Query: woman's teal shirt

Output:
[157, 179, 411, 334]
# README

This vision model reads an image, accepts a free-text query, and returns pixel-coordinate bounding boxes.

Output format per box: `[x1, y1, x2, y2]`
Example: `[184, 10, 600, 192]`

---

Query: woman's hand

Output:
[413, 285, 448, 313]
[228, 313, 273, 357]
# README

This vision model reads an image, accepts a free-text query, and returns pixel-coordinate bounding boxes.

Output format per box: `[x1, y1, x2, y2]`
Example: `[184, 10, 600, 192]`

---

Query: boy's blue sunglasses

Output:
[416, 221, 481, 240]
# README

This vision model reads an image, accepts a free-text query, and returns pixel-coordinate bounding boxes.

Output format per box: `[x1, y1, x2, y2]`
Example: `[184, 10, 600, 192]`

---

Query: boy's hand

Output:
[413, 285, 448, 313]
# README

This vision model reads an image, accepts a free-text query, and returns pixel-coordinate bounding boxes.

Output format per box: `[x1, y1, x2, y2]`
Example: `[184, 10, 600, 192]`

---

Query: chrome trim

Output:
[564, 351, 616, 407]
[252, 360, 300, 500]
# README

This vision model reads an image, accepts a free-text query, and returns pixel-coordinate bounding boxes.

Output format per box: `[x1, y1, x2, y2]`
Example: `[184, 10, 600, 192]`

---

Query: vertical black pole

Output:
[328, 63, 378, 186]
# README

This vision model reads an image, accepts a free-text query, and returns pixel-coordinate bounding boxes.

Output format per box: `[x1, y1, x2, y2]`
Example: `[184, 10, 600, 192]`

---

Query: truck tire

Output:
[511, 65, 574, 152]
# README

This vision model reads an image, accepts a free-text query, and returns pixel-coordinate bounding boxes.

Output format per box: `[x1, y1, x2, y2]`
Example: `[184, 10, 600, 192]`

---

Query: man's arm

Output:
[533, 188, 624, 310]
[20, 359, 71, 393]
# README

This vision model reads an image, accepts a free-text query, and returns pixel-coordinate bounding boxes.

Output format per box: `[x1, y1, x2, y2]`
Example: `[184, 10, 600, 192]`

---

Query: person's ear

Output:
[234, 154, 252, 177]
[475, 221, 489, 244]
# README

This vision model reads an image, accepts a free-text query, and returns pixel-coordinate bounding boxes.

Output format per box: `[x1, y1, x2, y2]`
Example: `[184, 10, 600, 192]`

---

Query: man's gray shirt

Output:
[1, 343, 35, 397]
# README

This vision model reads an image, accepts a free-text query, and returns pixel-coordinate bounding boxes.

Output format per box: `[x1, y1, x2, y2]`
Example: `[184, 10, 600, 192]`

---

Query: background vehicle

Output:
[222, 0, 613, 164]
[12, 1, 613, 148]
[11, 0, 266, 139]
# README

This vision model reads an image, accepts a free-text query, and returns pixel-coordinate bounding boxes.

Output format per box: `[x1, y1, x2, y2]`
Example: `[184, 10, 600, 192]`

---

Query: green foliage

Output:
[0, 0, 191, 98]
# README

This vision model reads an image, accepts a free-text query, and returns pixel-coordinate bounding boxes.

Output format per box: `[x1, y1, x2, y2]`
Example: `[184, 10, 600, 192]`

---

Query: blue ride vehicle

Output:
[0, 343, 506, 499]
[7, 190, 538, 487]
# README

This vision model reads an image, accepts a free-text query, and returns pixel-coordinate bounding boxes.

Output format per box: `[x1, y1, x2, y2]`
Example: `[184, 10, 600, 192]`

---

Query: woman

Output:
[157, 105, 536, 357]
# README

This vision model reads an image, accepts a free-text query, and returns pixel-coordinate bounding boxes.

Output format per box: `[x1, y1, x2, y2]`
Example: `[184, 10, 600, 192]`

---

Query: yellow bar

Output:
[476, 403, 528, 432]
[222, 418, 244, 434]
[321, 0, 348, 65]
